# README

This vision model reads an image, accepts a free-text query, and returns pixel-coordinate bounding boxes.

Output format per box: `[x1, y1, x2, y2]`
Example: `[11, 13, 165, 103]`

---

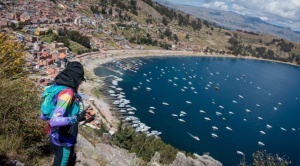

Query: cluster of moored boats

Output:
[105, 75, 162, 137]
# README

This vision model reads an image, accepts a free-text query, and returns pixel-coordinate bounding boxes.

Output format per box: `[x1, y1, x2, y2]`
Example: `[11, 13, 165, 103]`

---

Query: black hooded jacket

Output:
[54, 61, 85, 90]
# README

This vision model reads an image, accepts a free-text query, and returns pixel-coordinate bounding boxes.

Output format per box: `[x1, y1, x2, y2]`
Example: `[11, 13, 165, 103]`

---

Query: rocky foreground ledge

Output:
[76, 133, 222, 166]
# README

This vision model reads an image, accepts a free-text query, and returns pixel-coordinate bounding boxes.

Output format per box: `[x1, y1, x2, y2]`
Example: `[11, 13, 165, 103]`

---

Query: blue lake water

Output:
[95, 56, 300, 165]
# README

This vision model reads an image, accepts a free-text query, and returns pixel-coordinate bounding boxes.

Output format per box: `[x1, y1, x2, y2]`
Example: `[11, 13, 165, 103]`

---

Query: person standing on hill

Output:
[40, 61, 87, 166]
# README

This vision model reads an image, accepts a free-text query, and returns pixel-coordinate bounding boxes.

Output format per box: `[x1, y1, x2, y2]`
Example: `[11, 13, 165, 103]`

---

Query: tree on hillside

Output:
[203, 20, 210, 28]
[277, 39, 294, 52]
[162, 17, 168, 26]
[185, 34, 189, 39]
[173, 34, 179, 43]
[164, 27, 172, 39]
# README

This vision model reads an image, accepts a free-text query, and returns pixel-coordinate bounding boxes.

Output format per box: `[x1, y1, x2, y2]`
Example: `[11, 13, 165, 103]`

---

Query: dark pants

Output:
[51, 142, 76, 166]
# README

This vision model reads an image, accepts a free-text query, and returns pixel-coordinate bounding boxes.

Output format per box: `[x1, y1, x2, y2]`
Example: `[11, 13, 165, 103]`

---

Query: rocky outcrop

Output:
[76, 134, 140, 166]
[76, 134, 222, 166]
[94, 143, 140, 166]
[171, 152, 222, 166]
[195, 154, 222, 166]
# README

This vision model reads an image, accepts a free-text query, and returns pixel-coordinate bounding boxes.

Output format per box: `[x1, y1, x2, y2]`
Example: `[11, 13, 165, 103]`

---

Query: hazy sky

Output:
[165, 0, 300, 31]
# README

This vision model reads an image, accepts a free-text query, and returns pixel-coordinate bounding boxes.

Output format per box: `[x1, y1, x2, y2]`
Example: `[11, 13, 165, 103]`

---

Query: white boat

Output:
[212, 126, 219, 130]
[238, 95, 244, 99]
[168, 79, 172, 82]
[216, 112, 222, 116]
[258, 141, 265, 146]
[124, 117, 132, 121]
[171, 114, 178, 117]
[148, 110, 155, 114]
[219, 105, 224, 109]
[127, 108, 133, 111]
[119, 109, 126, 113]
[256, 104, 260, 107]
[116, 88, 123, 91]
[278, 102, 282, 105]
[146, 87, 152, 91]
[232, 100, 237, 103]
[257, 117, 263, 120]
[237, 151, 245, 156]
[280, 127, 286, 131]
[162, 102, 169, 106]
[178, 119, 185, 122]
[266, 124, 272, 129]
[229, 111, 234, 115]
[211, 133, 218, 138]
[257, 87, 261, 90]
[108, 90, 115, 94]
[186, 101, 192, 104]
[199, 110, 206, 114]
[194, 91, 198, 94]
[243, 119, 247, 121]
[133, 87, 138, 91]
[191, 87, 195, 90]
[260, 131, 266, 135]
[174, 77, 178, 80]
[128, 111, 135, 115]
[180, 111, 187, 115]
[245, 109, 251, 113]
[173, 83, 177, 86]
[113, 101, 120, 104]
[155, 132, 162, 136]
[181, 89, 185, 92]
[187, 132, 200, 141]
[149, 107, 155, 109]
[204, 117, 211, 121]
[226, 126, 232, 131]
[132, 120, 140, 123]
[274, 107, 278, 111]
[141, 128, 149, 132]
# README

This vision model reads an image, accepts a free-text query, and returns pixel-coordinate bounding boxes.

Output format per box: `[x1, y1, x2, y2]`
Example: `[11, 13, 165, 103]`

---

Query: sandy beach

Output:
[74, 49, 299, 131]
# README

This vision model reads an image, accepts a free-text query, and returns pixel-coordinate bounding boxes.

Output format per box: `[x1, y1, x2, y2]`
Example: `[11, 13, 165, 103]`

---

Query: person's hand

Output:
[76, 111, 86, 122]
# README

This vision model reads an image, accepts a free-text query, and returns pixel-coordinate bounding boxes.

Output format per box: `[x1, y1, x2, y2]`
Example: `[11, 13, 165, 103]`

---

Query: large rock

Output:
[171, 152, 204, 166]
[94, 143, 140, 166]
[171, 152, 222, 166]
[195, 154, 222, 166]
[150, 152, 160, 163]
[76, 134, 104, 164]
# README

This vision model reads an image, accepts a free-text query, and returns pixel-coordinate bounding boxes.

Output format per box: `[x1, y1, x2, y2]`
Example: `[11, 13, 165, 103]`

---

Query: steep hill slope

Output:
[155, 0, 300, 42]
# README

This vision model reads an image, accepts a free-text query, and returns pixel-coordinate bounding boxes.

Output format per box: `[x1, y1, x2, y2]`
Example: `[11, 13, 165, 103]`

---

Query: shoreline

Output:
[75, 49, 299, 131]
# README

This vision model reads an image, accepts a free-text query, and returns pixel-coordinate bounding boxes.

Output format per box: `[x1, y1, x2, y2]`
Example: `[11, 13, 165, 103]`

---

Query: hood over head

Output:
[54, 61, 85, 89]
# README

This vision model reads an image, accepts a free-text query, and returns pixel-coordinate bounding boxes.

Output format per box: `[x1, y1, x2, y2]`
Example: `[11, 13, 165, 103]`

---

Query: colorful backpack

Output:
[40, 84, 83, 119]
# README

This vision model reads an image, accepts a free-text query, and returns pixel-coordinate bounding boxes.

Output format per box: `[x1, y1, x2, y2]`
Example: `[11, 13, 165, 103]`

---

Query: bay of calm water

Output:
[95, 56, 300, 165]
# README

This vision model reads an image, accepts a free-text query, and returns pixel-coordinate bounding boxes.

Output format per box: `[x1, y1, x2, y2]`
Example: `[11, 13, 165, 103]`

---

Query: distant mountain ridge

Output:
[155, 0, 300, 42]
